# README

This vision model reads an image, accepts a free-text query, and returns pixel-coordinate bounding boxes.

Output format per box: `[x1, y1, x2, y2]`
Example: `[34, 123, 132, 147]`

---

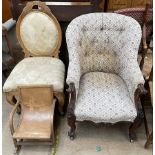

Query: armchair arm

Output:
[9, 102, 20, 135]
[66, 56, 81, 96]
[134, 84, 147, 107]
[119, 61, 145, 103]
[66, 83, 76, 116]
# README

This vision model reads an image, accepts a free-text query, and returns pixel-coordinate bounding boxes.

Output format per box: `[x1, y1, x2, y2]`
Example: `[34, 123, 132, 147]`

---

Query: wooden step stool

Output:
[10, 85, 56, 153]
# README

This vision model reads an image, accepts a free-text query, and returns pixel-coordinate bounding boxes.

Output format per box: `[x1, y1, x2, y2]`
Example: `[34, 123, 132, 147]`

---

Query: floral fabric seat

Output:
[75, 72, 137, 123]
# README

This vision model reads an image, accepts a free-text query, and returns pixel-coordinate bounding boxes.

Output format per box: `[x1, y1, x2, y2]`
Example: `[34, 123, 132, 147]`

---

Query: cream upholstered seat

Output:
[3, 57, 65, 93]
[66, 13, 145, 140]
[75, 72, 137, 123]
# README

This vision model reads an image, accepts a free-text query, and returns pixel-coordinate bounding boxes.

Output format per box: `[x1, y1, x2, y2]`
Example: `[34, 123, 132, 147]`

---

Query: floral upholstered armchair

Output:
[66, 13, 147, 141]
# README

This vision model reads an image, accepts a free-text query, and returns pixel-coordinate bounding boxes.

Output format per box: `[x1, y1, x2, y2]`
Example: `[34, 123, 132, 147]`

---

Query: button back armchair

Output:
[66, 13, 147, 141]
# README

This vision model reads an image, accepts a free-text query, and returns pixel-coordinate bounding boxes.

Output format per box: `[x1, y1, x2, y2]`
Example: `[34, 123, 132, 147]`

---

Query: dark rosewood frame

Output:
[66, 82, 147, 141]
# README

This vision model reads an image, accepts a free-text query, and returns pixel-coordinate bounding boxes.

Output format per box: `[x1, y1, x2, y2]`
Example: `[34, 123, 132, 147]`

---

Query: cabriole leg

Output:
[129, 110, 144, 142]
[67, 115, 76, 140]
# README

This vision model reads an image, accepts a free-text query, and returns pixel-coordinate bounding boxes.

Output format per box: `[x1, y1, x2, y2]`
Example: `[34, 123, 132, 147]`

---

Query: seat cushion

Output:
[75, 72, 137, 123]
[3, 57, 65, 92]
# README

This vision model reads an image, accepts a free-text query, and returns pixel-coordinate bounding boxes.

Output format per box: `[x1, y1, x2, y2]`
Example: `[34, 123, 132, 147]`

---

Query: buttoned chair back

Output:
[66, 13, 141, 75]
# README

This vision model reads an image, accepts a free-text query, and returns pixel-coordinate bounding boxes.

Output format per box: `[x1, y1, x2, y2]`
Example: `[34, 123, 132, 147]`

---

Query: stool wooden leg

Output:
[13, 138, 21, 154]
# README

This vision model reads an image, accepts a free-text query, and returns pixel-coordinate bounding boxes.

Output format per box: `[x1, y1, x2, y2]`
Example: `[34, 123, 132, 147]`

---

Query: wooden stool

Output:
[10, 86, 56, 153]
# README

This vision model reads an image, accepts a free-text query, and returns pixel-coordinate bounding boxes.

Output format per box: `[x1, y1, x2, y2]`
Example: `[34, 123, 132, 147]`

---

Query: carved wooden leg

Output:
[130, 84, 147, 142]
[67, 115, 76, 140]
[145, 132, 153, 148]
[13, 138, 21, 154]
[54, 92, 64, 115]
[66, 83, 76, 140]
[129, 109, 144, 142]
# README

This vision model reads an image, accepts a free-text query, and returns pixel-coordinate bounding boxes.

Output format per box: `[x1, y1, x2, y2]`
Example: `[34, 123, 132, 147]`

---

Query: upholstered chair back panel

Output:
[19, 11, 59, 56]
[66, 13, 141, 75]
[20, 11, 58, 55]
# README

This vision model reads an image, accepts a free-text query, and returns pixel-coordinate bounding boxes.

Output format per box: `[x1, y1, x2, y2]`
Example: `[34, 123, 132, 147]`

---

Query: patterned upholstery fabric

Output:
[66, 13, 144, 123]
[75, 72, 137, 123]
[3, 57, 65, 92]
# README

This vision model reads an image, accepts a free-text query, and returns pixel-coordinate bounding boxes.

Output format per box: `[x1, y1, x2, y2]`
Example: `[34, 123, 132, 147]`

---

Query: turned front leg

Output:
[66, 83, 76, 140]
[67, 115, 76, 140]
[129, 84, 147, 142]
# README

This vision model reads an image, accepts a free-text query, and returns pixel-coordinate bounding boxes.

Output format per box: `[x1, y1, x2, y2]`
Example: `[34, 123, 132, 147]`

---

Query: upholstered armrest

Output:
[66, 56, 81, 96]
[119, 60, 145, 103]
[66, 21, 82, 95]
